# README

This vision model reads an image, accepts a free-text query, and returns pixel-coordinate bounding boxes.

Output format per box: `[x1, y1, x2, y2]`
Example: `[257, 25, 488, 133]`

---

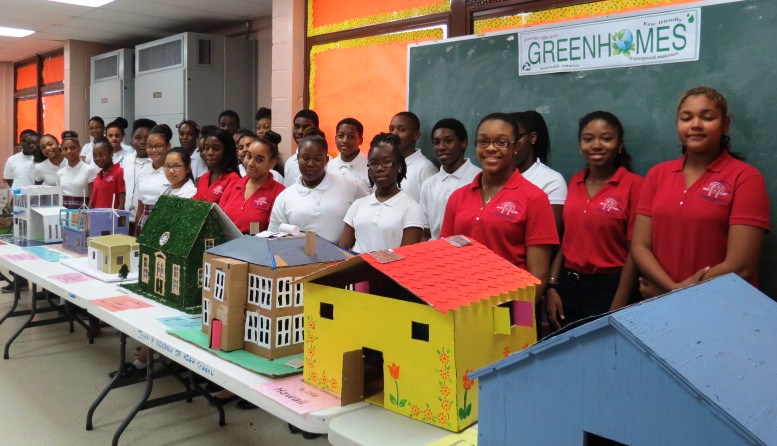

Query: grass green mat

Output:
[169, 328, 302, 377]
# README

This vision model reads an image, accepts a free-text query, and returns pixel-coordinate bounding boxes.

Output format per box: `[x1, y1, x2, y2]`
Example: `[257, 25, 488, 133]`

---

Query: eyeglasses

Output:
[367, 160, 396, 169]
[148, 144, 168, 151]
[163, 164, 185, 171]
[474, 139, 516, 149]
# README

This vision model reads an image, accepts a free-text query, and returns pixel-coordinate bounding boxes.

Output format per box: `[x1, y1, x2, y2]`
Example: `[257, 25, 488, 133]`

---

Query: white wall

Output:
[0, 62, 14, 164]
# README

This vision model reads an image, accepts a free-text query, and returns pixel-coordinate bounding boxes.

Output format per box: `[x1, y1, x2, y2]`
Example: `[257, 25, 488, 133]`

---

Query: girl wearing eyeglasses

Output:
[161, 148, 196, 198]
[134, 124, 173, 234]
[339, 133, 424, 253]
[440, 113, 558, 299]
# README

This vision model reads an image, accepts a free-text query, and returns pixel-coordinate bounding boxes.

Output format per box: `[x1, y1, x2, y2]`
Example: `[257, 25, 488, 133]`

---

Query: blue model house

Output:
[470, 274, 777, 446]
[60, 208, 131, 254]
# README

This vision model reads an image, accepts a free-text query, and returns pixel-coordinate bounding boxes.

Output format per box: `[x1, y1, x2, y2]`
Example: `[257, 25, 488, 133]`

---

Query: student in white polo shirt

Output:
[339, 133, 424, 253]
[134, 125, 172, 233]
[389, 111, 437, 202]
[270, 129, 368, 243]
[122, 119, 156, 222]
[79, 116, 105, 163]
[4, 129, 37, 187]
[326, 117, 370, 194]
[420, 118, 481, 240]
[283, 109, 319, 187]
[33, 134, 66, 186]
[57, 131, 98, 208]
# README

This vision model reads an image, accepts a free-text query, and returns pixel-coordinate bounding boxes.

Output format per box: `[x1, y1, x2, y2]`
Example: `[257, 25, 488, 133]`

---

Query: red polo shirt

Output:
[194, 171, 240, 205]
[219, 176, 285, 234]
[440, 169, 558, 270]
[562, 166, 644, 274]
[90, 163, 125, 209]
[637, 151, 770, 286]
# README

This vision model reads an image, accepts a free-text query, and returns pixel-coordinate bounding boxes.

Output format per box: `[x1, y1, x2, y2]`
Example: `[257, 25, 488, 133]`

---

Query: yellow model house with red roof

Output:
[300, 236, 538, 432]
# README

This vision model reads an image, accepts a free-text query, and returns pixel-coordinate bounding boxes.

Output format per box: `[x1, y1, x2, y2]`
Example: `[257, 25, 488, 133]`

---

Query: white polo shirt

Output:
[283, 152, 301, 187]
[420, 158, 481, 239]
[80, 142, 94, 161]
[269, 172, 368, 243]
[343, 189, 424, 253]
[121, 153, 152, 217]
[522, 160, 568, 205]
[163, 179, 197, 199]
[190, 150, 208, 181]
[33, 158, 66, 186]
[57, 161, 99, 197]
[326, 152, 371, 196]
[400, 149, 437, 203]
[135, 163, 170, 206]
[3, 153, 35, 187]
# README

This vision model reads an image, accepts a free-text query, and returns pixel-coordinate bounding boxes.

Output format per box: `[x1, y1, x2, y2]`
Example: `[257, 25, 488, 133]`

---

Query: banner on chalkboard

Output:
[518, 8, 700, 76]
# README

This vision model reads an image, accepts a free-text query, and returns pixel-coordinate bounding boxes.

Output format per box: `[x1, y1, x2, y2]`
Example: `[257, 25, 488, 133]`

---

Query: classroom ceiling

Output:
[0, 0, 273, 62]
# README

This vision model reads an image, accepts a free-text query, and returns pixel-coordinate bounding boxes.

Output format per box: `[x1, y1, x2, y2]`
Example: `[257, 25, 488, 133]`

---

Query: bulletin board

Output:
[307, 0, 450, 36]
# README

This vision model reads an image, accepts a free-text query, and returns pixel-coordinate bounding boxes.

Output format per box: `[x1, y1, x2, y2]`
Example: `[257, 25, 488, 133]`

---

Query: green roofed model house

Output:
[128, 195, 241, 313]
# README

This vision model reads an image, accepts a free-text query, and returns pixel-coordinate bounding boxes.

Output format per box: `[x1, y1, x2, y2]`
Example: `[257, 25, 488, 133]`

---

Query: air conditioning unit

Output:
[90, 49, 135, 143]
[134, 32, 257, 146]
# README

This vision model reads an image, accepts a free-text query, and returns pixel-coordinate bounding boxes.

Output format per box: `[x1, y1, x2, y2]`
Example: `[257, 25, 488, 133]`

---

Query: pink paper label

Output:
[256, 376, 340, 414]
[91, 295, 153, 312]
[48, 272, 92, 283]
[2, 253, 38, 261]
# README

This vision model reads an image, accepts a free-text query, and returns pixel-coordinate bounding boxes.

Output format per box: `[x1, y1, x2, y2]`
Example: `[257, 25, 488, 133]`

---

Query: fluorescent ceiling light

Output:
[48, 0, 115, 6]
[0, 26, 35, 38]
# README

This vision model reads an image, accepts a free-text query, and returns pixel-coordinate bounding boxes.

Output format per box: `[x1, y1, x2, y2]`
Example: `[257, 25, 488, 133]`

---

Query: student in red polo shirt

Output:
[89, 137, 125, 209]
[193, 129, 241, 204]
[546, 111, 643, 329]
[440, 112, 558, 299]
[632, 87, 770, 297]
[219, 131, 285, 234]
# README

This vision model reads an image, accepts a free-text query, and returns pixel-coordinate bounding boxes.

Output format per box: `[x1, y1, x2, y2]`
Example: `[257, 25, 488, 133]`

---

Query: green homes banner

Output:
[518, 8, 700, 76]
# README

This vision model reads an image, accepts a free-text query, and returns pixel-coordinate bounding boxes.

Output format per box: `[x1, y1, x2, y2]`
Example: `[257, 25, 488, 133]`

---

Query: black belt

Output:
[563, 269, 621, 284]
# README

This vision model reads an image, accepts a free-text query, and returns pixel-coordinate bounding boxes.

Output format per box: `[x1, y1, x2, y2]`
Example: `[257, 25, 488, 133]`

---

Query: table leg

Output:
[3, 279, 38, 359]
[86, 333, 129, 431]
[112, 352, 157, 446]
[0, 272, 22, 327]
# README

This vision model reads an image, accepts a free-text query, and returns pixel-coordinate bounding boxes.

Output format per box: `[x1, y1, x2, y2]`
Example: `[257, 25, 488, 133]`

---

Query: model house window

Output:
[214, 269, 225, 301]
[276, 277, 292, 308]
[248, 273, 263, 305]
[154, 254, 166, 295]
[203, 262, 211, 290]
[344, 283, 355, 291]
[118, 216, 127, 227]
[245, 311, 271, 349]
[30, 196, 38, 207]
[141, 254, 149, 283]
[259, 277, 273, 309]
[52, 195, 59, 207]
[92, 251, 96, 260]
[134, 251, 139, 257]
[293, 314, 304, 344]
[116, 255, 124, 265]
[156, 259, 164, 276]
[276, 316, 292, 347]
[202, 298, 210, 326]
[204, 238, 214, 249]
[320, 302, 334, 320]
[293, 279, 304, 307]
[197, 268, 203, 288]
[172, 265, 181, 295]
[411, 322, 430, 342]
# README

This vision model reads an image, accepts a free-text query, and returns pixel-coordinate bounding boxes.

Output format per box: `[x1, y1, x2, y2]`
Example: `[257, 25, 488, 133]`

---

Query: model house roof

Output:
[471, 274, 777, 444]
[304, 236, 539, 314]
[31, 207, 67, 217]
[88, 234, 138, 249]
[205, 234, 350, 268]
[136, 195, 241, 257]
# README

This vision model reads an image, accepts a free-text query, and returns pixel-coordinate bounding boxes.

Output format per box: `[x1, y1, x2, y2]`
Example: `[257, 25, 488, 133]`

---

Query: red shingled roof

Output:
[360, 237, 539, 314]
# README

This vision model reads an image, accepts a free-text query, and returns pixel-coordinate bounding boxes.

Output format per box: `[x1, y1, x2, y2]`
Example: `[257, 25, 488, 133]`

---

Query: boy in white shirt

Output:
[4, 129, 38, 187]
[389, 111, 436, 202]
[283, 109, 319, 187]
[326, 117, 370, 195]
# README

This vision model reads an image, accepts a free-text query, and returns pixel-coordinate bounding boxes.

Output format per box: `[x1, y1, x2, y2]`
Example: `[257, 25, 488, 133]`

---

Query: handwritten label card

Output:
[256, 376, 340, 414]
[92, 295, 153, 312]
[48, 272, 92, 283]
[2, 253, 39, 261]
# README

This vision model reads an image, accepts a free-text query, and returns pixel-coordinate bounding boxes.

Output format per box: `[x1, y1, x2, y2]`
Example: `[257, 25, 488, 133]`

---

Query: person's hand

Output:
[677, 267, 710, 288]
[546, 288, 564, 331]
[638, 277, 662, 299]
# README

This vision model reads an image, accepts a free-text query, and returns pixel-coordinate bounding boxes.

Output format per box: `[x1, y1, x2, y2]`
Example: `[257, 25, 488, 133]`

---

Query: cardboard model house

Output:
[0, 189, 14, 234]
[61, 208, 131, 254]
[12, 186, 65, 243]
[87, 234, 139, 275]
[470, 274, 777, 446]
[300, 236, 539, 432]
[131, 195, 241, 313]
[201, 233, 351, 360]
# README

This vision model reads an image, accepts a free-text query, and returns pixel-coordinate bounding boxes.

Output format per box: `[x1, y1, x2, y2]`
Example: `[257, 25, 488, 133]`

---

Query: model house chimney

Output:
[305, 231, 316, 256]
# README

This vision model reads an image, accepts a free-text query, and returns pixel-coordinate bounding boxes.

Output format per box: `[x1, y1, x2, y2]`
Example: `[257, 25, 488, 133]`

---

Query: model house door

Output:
[341, 350, 364, 406]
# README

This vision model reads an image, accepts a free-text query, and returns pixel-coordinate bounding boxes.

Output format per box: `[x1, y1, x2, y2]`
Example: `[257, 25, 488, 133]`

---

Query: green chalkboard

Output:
[409, 0, 777, 296]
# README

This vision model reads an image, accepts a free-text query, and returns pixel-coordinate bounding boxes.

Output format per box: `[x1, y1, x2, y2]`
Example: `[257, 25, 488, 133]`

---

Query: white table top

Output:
[0, 243, 367, 434]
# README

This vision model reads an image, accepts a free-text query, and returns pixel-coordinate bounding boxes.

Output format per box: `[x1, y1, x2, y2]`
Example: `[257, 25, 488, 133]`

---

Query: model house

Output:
[470, 274, 777, 446]
[87, 234, 139, 275]
[299, 236, 539, 432]
[12, 186, 65, 243]
[201, 233, 350, 360]
[129, 195, 241, 313]
[61, 208, 131, 254]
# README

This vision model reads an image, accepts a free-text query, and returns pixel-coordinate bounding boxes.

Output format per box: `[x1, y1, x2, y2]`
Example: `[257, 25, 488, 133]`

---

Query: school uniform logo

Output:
[252, 196, 269, 210]
[699, 179, 732, 204]
[595, 196, 624, 218]
[492, 200, 523, 221]
[211, 185, 224, 198]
